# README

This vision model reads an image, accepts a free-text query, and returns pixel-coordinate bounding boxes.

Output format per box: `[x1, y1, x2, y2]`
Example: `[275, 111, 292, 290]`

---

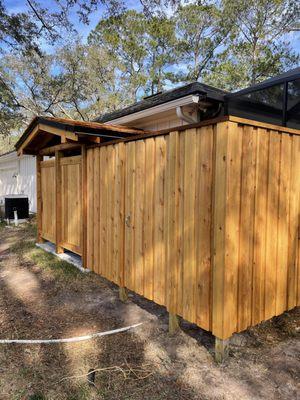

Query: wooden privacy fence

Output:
[86, 129, 214, 333]
[37, 117, 300, 340]
[85, 119, 300, 340]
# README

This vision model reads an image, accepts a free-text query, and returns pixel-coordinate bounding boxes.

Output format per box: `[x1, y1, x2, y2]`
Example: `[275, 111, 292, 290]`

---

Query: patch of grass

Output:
[28, 394, 47, 400]
[0, 220, 6, 230]
[11, 239, 82, 280]
[66, 384, 92, 400]
[10, 238, 35, 254]
[30, 247, 81, 279]
[21, 221, 37, 237]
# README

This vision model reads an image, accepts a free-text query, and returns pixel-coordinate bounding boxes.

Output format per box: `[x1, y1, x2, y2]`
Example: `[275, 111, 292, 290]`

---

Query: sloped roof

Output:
[15, 116, 147, 150]
[96, 82, 227, 123]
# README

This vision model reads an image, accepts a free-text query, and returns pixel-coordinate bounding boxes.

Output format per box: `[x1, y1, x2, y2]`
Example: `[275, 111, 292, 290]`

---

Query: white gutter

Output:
[105, 94, 209, 125]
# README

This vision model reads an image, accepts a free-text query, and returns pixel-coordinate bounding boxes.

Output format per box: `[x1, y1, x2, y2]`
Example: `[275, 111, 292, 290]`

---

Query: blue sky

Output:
[3, 0, 300, 54]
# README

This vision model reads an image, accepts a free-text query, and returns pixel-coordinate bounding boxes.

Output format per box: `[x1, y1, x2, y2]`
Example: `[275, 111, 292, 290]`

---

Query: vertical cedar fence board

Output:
[39, 119, 300, 340]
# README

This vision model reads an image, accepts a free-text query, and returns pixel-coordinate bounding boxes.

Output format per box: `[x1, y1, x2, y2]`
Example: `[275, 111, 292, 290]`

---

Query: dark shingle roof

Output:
[96, 82, 227, 123]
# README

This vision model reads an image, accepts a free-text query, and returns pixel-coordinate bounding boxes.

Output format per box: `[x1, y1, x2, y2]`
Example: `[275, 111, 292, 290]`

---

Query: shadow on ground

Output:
[0, 223, 299, 400]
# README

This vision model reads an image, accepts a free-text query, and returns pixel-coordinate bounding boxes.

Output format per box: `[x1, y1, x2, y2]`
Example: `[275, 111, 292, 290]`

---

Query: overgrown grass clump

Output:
[11, 235, 82, 281]
[0, 220, 6, 231]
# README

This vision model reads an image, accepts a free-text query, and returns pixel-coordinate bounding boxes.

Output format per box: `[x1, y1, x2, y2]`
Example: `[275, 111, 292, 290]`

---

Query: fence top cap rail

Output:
[16, 116, 151, 155]
[87, 115, 300, 149]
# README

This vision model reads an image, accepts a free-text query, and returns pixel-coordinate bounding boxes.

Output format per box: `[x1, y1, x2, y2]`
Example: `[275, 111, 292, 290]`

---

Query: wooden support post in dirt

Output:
[81, 145, 87, 269]
[55, 150, 64, 254]
[214, 337, 229, 363]
[169, 313, 180, 334]
[36, 154, 45, 243]
[119, 287, 128, 302]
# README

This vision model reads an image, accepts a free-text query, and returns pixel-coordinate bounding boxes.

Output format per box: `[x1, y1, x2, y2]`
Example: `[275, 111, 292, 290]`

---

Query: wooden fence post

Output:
[215, 337, 229, 363]
[81, 145, 87, 269]
[169, 313, 180, 334]
[55, 151, 64, 254]
[36, 154, 44, 243]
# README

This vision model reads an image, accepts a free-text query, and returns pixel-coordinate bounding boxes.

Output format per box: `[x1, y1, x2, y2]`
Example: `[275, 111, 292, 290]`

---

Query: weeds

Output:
[3, 221, 82, 282]
[10, 232, 82, 281]
[28, 394, 47, 400]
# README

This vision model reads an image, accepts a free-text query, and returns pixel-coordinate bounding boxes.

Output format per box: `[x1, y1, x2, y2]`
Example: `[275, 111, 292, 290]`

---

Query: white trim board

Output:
[105, 94, 201, 125]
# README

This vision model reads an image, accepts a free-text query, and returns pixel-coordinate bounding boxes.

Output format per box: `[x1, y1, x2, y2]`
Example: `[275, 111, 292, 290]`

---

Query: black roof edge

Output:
[97, 82, 227, 123]
[226, 67, 300, 99]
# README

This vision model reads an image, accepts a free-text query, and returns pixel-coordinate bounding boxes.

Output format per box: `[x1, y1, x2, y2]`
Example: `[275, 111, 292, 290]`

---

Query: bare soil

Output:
[0, 222, 299, 400]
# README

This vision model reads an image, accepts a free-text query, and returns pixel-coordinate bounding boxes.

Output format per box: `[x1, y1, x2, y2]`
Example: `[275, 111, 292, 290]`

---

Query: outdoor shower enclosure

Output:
[17, 115, 300, 342]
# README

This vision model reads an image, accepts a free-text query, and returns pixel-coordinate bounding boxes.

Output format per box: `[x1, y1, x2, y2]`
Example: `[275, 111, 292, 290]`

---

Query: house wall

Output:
[0, 152, 37, 212]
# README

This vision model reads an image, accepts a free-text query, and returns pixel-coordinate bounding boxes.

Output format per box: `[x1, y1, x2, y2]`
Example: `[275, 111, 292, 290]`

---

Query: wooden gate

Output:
[40, 155, 82, 255]
[40, 159, 56, 242]
[59, 155, 82, 255]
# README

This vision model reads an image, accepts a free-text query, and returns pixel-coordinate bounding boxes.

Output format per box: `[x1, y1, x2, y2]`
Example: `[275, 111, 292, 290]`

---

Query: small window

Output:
[227, 83, 284, 126]
[287, 79, 300, 129]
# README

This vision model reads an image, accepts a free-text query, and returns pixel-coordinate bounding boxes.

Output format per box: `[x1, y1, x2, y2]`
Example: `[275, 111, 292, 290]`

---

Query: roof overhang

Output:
[15, 116, 148, 156]
[103, 94, 214, 126]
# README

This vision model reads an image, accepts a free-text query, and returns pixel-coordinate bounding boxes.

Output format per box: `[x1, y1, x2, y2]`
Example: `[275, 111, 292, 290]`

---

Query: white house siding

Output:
[0, 151, 36, 212]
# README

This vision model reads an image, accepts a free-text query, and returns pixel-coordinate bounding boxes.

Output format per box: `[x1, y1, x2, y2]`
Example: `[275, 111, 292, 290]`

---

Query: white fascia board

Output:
[0, 151, 17, 163]
[104, 94, 199, 125]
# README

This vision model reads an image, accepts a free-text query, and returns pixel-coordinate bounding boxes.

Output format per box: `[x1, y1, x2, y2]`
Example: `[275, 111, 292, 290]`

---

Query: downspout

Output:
[176, 95, 202, 124]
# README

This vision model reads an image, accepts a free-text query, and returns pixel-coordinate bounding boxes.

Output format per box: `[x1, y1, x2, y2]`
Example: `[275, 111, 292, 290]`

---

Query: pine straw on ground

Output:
[0, 221, 299, 400]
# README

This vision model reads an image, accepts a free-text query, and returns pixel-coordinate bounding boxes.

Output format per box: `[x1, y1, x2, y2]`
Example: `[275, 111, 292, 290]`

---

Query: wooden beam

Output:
[55, 150, 64, 254]
[60, 155, 81, 165]
[82, 136, 102, 144]
[17, 125, 40, 156]
[39, 124, 78, 141]
[18, 124, 78, 155]
[39, 142, 81, 156]
[36, 155, 44, 243]
[81, 145, 87, 268]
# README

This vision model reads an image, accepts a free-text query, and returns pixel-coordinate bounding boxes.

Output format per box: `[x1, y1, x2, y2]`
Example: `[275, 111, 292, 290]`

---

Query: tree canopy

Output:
[0, 0, 299, 146]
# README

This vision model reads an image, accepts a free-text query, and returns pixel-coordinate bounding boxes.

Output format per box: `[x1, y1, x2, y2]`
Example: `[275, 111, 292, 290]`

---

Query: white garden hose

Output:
[0, 322, 143, 344]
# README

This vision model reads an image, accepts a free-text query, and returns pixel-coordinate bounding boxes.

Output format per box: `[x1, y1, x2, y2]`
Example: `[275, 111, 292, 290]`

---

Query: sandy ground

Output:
[0, 222, 299, 400]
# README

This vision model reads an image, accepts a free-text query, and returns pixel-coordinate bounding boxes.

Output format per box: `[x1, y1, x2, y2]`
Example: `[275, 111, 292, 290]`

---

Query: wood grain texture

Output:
[252, 129, 269, 325]
[40, 160, 56, 242]
[80, 121, 300, 340]
[60, 156, 82, 255]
